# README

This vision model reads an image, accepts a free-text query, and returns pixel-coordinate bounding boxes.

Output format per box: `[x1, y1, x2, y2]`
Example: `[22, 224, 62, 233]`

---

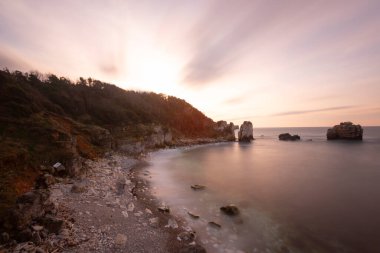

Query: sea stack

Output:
[326, 122, 363, 140]
[238, 121, 254, 142]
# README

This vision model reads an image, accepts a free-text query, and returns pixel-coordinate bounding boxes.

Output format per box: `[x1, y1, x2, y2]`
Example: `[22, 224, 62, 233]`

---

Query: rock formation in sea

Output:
[214, 121, 239, 141]
[238, 121, 254, 142]
[279, 133, 301, 141]
[326, 122, 363, 140]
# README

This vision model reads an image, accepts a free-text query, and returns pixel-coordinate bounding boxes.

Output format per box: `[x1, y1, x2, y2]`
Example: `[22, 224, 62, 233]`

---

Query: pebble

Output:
[127, 202, 135, 212]
[122, 211, 129, 218]
[32, 225, 44, 231]
[115, 234, 127, 246]
[165, 219, 178, 229]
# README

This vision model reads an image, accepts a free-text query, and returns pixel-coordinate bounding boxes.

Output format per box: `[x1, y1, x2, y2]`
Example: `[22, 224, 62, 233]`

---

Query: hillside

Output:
[0, 69, 234, 212]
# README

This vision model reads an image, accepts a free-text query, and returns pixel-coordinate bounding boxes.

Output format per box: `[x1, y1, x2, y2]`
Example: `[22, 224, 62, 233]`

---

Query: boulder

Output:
[39, 215, 64, 234]
[238, 121, 254, 142]
[35, 174, 56, 189]
[327, 122, 363, 140]
[52, 162, 66, 176]
[220, 204, 240, 216]
[279, 133, 300, 141]
[71, 182, 87, 193]
[177, 231, 196, 242]
[6, 190, 50, 231]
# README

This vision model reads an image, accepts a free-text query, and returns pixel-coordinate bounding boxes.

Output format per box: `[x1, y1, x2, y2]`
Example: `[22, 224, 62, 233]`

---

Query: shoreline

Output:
[0, 143, 213, 253]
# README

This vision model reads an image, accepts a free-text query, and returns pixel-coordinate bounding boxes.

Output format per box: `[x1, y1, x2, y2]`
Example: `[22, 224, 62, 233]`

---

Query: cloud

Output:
[0, 45, 32, 71]
[271, 106, 356, 116]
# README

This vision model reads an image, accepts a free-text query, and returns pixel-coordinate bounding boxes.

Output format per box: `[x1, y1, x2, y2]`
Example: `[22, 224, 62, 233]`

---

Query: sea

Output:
[145, 127, 380, 253]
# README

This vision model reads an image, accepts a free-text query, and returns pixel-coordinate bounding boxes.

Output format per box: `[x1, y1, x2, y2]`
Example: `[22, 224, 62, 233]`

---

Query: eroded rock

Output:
[327, 122, 363, 140]
[238, 121, 254, 142]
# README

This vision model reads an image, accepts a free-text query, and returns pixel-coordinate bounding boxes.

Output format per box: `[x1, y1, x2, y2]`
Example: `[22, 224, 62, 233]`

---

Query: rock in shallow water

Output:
[220, 204, 240, 216]
[191, 184, 206, 190]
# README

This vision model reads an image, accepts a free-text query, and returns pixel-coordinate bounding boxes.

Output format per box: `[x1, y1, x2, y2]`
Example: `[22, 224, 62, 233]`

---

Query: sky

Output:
[1, 0, 380, 127]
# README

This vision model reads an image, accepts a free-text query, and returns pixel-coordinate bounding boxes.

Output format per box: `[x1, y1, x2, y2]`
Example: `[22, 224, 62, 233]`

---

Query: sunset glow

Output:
[1, 0, 380, 126]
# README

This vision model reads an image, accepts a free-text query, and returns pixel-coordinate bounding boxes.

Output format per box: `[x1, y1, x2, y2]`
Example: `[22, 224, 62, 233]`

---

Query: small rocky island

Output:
[238, 121, 254, 142]
[327, 122, 363, 140]
[279, 133, 301, 141]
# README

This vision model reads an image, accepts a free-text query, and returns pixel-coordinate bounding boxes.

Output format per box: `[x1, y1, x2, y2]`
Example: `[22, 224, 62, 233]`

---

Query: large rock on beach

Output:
[327, 122, 363, 140]
[279, 133, 300, 141]
[238, 121, 254, 142]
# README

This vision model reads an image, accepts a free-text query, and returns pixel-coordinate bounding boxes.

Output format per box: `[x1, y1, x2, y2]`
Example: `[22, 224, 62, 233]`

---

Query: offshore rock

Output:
[238, 121, 254, 142]
[327, 122, 363, 140]
[279, 133, 301, 141]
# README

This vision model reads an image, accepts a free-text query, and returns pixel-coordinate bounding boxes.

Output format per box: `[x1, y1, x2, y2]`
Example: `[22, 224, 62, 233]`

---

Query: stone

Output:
[40, 215, 64, 234]
[127, 202, 135, 212]
[35, 247, 46, 253]
[179, 244, 207, 253]
[121, 211, 129, 218]
[177, 231, 196, 242]
[9, 190, 49, 231]
[116, 179, 127, 195]
[158, 206, 170, 213]
[32, 225, 44, 232]
[32, 231, 42, 244]
[208, 221, 221, 228]
[220, 204, 240, 216]
[115, 233, 127, 246]
[187, 212, 200, 219]
[17, 228, 33, 242]
[71, 182, 87, 193]
[190, 184, 206, 190]
[278, 133, 301, 141]
[165, 218, 178, 229]
[35, 174, 56, 189]
[238, 121, 254, 142]
[53, 162, 66, 176]
[1, 232, 10, 243]
[327, 122, 363, 140]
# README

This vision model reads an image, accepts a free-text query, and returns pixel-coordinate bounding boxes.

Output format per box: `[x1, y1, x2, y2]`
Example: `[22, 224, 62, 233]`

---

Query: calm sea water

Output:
[146, 127, 380, 253]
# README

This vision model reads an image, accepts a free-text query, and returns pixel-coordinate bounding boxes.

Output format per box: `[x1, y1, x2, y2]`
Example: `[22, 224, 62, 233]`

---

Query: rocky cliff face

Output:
[214, 121, 238, 141]
[327, 122, 363, 140]
[238, 121, 254, 142]
[117, 125, 173, 154]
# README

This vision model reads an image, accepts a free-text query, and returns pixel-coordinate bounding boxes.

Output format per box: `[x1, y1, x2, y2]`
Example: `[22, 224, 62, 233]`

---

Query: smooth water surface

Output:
[146, 127, 380, 253]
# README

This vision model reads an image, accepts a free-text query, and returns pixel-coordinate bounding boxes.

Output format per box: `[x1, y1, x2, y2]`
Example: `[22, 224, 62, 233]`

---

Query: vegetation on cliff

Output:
[0, 69, 223, 212]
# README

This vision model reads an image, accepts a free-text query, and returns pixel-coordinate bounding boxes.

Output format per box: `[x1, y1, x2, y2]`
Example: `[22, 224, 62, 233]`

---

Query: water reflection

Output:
[147, 128, 380, 253]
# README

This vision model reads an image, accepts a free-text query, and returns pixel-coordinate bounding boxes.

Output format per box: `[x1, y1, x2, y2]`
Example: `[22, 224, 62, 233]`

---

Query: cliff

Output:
[0, 69, 233, 213]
